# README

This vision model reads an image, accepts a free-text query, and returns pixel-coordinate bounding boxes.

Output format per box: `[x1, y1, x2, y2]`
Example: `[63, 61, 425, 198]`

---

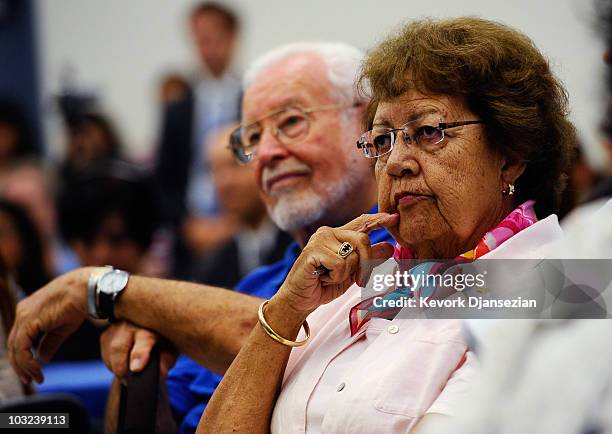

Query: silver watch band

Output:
[87, 266, 113, 319]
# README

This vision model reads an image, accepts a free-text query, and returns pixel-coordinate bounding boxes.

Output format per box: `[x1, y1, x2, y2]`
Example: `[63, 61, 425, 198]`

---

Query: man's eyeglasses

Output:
[229, 103, 357, 164]
[356, 119, 484, 159]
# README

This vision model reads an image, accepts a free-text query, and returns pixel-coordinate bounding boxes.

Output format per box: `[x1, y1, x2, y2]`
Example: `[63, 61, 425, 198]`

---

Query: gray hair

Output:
[242, 42, 367, 105]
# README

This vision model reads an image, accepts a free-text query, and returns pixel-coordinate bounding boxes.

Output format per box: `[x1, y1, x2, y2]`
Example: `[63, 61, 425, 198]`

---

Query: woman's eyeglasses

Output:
[357, 119, 484, 159]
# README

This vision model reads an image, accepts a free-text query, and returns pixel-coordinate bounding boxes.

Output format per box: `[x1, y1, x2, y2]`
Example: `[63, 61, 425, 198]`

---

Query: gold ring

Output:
[338, 242, 354, 258]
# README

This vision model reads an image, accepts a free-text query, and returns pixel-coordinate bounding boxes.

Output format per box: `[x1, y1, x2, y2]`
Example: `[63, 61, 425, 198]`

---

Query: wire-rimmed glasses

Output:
[356, 119, 484, 159]
[229, 103, 356, 164]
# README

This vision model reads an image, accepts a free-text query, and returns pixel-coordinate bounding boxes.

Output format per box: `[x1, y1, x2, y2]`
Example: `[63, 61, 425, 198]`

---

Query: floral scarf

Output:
[349, 200, 538, 335]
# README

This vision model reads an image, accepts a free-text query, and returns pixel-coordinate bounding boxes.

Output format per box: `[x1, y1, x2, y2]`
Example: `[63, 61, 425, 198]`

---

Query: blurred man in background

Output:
[53, 161, 162, 361]
[186, 123, 292, 288]
[155, 2, 243, 279]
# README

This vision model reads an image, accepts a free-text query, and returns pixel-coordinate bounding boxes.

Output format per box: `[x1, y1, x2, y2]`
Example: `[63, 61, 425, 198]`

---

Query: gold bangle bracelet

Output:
[258, 300, 310, 347]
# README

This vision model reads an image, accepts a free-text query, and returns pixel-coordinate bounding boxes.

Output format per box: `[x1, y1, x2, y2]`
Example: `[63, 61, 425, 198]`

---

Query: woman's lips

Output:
[394, 192, 430, 209]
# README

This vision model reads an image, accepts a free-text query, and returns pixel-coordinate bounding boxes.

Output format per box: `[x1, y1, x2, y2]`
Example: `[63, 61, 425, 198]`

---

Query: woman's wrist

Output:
[264, 295, 311, 340]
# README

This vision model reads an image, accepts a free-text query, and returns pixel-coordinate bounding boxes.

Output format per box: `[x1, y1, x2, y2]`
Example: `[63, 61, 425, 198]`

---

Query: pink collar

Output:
[393, 200, 537, 261]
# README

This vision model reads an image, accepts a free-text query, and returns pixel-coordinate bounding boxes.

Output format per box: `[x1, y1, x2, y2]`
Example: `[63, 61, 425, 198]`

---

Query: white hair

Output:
[242, 42, 367, 105]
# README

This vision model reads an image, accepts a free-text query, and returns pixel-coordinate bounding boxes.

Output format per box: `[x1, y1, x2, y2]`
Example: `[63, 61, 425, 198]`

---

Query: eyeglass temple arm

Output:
[439, 120, 484, 130]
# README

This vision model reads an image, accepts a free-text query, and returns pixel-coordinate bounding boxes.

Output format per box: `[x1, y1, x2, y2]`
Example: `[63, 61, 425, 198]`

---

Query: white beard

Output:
[268, 170, 362, 232]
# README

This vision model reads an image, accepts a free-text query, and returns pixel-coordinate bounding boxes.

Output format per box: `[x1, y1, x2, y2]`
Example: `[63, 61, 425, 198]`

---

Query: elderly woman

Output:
[198, 17, 575, 433]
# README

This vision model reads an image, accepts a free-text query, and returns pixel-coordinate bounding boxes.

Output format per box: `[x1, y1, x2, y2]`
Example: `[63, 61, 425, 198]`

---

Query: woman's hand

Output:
[276, 212, 398, 315]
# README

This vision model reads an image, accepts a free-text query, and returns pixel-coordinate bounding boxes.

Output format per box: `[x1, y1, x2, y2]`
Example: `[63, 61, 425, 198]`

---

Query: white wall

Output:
[36, 0, 608, 167]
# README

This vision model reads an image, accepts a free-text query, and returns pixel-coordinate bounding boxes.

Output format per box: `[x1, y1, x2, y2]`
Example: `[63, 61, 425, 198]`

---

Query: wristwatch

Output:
[87, 266, 112, 319]
[87, 267, 130, 322]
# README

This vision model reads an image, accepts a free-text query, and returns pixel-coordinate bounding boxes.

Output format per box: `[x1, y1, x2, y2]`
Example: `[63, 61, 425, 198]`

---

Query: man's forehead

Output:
[242, 54, 333, 118]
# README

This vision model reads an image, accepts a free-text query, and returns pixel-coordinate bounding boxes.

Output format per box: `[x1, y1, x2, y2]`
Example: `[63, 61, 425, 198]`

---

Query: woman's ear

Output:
[501, 158, 526, 186]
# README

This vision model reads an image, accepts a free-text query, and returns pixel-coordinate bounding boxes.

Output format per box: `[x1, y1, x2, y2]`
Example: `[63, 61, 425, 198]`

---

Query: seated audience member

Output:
[585, 0, 612, 202]
[197, 17, 573, 433]
[59, 113, 122, 187]
[0, 101, 38, 168]
[156, 2, 243, 279]
[159, 73, 192, 105]
[7, 42, 390, 433]
[57, 161, 161, 274]
[187, 123, 292, 288]
[0, 200, 50, 296]
[53, 161, 162, 361]
[0, 160, 77, 276]
[0, 259, 29, 401]
[558, 145, 602, 219]
[155, 1, 242, 230]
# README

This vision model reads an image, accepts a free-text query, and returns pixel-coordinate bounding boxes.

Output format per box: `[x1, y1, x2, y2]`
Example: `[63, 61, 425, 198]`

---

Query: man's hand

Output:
[8, 268, 93, 384]
[101, 322, 177, 380]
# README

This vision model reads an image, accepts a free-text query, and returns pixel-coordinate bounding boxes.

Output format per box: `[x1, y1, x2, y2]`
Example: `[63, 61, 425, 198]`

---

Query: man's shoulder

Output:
[370, 227, 394, 245]
[234, 241, 300, 298]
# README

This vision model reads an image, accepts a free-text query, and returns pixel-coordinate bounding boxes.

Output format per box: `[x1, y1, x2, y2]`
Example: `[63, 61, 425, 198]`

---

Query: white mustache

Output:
[261, 161, 312, 193]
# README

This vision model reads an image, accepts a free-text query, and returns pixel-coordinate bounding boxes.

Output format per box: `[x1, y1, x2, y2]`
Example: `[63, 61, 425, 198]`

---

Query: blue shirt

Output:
[167, 209, 393, 433]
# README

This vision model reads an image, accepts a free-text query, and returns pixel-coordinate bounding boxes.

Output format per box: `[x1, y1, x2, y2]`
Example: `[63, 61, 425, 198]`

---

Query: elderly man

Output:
[8, 42, 390, 432]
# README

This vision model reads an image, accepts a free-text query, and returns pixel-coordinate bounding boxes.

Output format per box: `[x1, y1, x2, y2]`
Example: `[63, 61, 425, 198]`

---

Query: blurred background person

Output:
[57, 161, 162, 279]
[0, 160, 78, 276]
[54, 161, 162, 361]
[159, 72, 192, 106]
[155, 1, 242, 277]
[558, 144, 604, 219]
[0, 100, 39, 169]
[0, 258, 30, 401]
[155, 1, 241, 225]
[584, 0, 612, 202]
[184, 123, 292, 288]
[59, 112, 123, 187]
[0, 199, 50, 297]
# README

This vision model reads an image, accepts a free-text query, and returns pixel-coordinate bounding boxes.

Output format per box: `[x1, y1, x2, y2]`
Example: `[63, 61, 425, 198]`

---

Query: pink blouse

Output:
[270, 215, 563, 434]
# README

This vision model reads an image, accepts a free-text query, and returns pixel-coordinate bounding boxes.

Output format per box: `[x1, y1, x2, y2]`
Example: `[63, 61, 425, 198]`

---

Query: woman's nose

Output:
[384, 142, 421, 178]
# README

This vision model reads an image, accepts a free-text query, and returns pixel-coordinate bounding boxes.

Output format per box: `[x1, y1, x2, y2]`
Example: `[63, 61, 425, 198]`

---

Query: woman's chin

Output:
[395, 218, 436, 247]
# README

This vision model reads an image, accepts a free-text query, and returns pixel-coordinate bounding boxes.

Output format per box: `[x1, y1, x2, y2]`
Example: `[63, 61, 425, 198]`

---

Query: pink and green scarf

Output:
[349, 200, 537, 335]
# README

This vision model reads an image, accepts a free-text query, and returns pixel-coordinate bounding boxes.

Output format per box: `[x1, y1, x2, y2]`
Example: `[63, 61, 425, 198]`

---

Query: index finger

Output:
[339, 212, 399, 234]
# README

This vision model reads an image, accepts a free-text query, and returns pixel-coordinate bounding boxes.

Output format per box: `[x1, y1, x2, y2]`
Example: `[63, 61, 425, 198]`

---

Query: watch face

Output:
[99, 270, 129, 294]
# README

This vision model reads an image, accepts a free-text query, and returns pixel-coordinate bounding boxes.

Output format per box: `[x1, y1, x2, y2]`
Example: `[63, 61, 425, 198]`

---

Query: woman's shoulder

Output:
[483, 215, 563, 259]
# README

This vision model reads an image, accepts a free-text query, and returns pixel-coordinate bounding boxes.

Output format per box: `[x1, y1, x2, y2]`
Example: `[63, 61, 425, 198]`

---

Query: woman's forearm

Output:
[197, 296, 309, 434]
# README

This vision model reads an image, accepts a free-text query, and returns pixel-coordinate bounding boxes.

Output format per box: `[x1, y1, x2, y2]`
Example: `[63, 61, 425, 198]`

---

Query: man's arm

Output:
[114, 275, 261, 373]
[8, 268, 261, 384]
